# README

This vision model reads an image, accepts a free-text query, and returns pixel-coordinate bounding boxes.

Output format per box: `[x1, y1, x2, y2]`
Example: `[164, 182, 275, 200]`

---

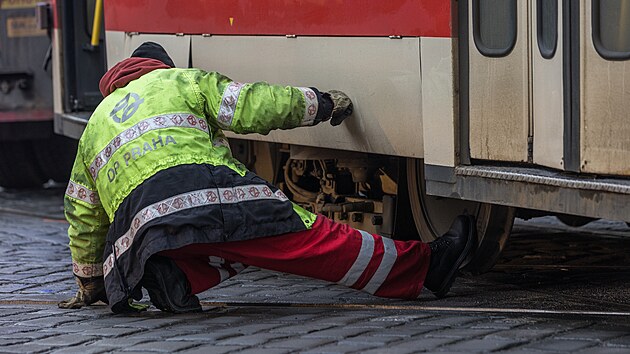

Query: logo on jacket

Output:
[110, 93, 144, 123]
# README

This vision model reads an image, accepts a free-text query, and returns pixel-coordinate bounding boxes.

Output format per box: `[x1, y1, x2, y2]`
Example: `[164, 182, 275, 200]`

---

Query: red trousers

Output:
[160, 215, 431, 299]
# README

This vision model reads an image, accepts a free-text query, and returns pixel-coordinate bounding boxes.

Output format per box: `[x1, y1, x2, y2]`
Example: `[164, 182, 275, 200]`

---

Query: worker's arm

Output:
[59, 147, 110, 308]
[191, 70, 352, 135]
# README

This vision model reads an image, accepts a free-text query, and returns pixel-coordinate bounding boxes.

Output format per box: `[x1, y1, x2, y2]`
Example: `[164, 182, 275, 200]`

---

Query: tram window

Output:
[537, 0, 558, 59]
[593, 0, 630, 60]
[472, 0, 517, 57]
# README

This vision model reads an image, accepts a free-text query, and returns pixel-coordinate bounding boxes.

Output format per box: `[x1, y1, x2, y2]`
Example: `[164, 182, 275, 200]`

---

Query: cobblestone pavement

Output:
[1, 187, 630, 353]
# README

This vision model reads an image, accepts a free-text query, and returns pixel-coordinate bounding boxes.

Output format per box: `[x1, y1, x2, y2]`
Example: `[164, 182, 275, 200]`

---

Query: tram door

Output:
[580, 0, 630, 175]
[531, 0, 565, 170]
[467, 0, 529, 164]
[466, 0, 630, 176]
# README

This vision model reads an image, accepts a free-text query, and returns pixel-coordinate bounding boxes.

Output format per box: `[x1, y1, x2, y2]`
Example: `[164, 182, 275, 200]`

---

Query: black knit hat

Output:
[131, 42, 175, 67]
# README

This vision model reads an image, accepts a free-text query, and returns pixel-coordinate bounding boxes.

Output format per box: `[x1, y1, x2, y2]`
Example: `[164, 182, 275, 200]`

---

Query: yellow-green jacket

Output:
[64, 58, 330, 308]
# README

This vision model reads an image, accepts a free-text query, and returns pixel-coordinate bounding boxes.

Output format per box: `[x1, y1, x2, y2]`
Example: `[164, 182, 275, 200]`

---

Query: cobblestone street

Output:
[1, 187, 630, 353]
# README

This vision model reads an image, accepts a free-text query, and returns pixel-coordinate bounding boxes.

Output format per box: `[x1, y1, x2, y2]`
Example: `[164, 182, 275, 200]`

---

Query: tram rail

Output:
[1, 299, 630, 318]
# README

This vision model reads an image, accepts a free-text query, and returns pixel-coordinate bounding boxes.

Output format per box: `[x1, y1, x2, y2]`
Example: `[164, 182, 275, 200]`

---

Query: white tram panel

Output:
[421, 37, 458, 168]
[105, 32, 191, 70]
[107, 34, 425, 158]
[191, 36, 424, 158]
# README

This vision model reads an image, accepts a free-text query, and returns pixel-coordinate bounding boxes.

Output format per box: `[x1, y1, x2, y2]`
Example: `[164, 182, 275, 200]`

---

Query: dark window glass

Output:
[538, 0, 558, 59]
[473, 0, 518, 57]
[593, 0, 630, 60]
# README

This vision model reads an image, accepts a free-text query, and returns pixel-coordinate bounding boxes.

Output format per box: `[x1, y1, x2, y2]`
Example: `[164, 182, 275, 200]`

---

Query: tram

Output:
[0, 0, 76, 188]
[47, 0, 630, 273]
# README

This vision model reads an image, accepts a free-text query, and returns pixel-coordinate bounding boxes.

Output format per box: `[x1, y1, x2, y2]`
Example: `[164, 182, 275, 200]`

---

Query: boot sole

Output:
[432, 215, 477, 298]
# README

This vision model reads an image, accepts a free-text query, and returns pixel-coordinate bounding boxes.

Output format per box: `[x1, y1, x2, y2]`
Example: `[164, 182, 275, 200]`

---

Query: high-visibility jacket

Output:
[64, 58, 329, 308]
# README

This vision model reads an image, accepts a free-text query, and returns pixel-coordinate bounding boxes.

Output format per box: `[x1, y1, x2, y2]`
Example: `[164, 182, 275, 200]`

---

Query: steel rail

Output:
[2, 299, 630, 317]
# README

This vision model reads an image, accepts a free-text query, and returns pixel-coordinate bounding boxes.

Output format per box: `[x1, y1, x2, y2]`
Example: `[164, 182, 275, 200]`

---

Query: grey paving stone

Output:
[0, 325, 42, 335]
[486, 327, 560, 340]
[303, 342, 381, 354]
[302, 327, 370, 339]
[90, 337, 152, 347]
[362, 338, 458, 354]
[218, 332, 290, 346]
[338, 333, 400, 346]
[123, 340, 199, 352]
[0, 343, 54, 353]
[526, 338, 598, 352]
[0, 338, 29, 346]
[3, 330, 59, 340]
[607, 335, 630, 347]
[268, 323, 334, 335]
[32, 333, 99, 347]
[439, 338, 524, 352]
[305, 316, 367, 327]
[555, 327, 628, 341]
[576, 347, 630, 354]
[164, 332, 238, 342]
[524, 321, 593, 332]
[263, 337, 335, 350]
[212, 322, 286, 336]
[266, 313, 326, 324]
[121, 329, 198, 340]
[113, 316, 187, 329]
[0, 283, 36, 292]
[45, 325, 142, 337]
[14, 316, 80, 328]
[157, 322, 221, 333]
[370, 325, 443, 338]
[470, 316, 538, 330]
[233, 348, 292, 354]
[194, 315, 250, 326]
[369, 314, 435, 323]
[83, 315, 149, 327]
[178, 344, 243, 354]
[0, 307, 38, 317]
[492, 349, 544, 354]
[413, 315, 481, 328]
[49, 345, 116, 354]
[425, 327, 499, 339]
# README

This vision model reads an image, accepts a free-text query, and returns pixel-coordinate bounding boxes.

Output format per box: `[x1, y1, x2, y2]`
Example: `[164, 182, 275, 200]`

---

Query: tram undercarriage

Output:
[233, 140, 516, 274]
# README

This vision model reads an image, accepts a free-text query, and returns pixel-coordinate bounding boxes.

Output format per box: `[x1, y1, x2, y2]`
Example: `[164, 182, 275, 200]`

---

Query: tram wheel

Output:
[406, 159, 516, 274]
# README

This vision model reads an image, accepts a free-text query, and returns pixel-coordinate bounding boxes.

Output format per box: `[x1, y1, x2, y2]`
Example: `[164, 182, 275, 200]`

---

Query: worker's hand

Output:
[326, 90, 353, 126]
[58, 276, 108, 309]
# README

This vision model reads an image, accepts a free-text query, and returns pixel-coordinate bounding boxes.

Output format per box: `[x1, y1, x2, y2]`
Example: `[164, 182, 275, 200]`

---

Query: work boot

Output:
[141, 255, 202, 313]
[423, 215, 477, 298]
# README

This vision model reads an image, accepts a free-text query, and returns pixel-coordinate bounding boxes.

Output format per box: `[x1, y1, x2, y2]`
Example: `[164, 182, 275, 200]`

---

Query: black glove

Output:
[324, 90, 353, 126]
[58, 276, 108, 309]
